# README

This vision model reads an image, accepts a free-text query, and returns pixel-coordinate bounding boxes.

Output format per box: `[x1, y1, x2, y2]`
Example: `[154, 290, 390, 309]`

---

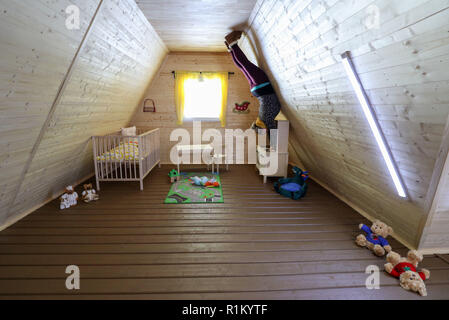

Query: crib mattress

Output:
[97, 141, 141, 161]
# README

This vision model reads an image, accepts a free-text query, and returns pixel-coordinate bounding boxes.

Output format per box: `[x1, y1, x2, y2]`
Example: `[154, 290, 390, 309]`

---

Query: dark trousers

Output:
[230, 44, 270, 89]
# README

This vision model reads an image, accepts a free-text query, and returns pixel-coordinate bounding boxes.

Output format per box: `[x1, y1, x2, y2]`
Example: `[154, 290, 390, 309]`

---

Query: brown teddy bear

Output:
[384, 250, 430, 296]
[81, 184, 99, 203]
[355, 220, 393, 256]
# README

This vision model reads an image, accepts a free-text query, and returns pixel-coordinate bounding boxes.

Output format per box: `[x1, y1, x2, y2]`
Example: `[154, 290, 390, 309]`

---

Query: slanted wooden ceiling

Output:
[135, 0, 258, 52]
[241, 0, 449, 249]
[0, 0, 167, 228]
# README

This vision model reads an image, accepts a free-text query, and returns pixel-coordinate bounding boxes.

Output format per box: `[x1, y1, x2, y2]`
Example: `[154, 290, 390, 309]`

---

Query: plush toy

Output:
[355, 220, 393, 256]
[189, 176, 220, 188]
[169, 169, 180, 183]
[385, 250, 430, 296]
[205, 180, 220, 188]
[60, 186, 78, 210]
[60, 194, 71, 210]
[274, 167, 309, 200]
[190, 176, 208, 186]
[81, 184, 99, 203]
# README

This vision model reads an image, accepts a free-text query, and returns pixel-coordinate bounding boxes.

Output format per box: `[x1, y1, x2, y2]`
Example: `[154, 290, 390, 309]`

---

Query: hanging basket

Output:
[143, 99, 156, 113]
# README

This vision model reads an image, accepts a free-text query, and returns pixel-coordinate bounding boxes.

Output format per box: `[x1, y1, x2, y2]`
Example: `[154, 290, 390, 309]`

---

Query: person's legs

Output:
[258, 94, 281, 131]
[229, 48, 255, 86]
[225, 33, 280, 134]
[230, 44, 270, 86]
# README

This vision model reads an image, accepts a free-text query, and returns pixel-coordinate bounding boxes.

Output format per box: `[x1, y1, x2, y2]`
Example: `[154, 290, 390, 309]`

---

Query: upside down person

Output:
[225, 31, 281, 132]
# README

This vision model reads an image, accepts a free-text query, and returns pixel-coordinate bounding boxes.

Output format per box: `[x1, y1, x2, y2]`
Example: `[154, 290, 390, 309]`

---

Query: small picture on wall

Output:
[233, 101, 250, 114]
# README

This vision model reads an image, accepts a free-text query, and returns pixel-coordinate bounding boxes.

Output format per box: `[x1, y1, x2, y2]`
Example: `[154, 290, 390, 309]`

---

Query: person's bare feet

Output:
[225, 31, 243, 46]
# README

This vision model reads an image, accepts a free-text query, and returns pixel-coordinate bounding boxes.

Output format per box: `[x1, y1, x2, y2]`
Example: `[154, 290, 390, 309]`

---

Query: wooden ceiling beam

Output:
[418, 114, 449, 253]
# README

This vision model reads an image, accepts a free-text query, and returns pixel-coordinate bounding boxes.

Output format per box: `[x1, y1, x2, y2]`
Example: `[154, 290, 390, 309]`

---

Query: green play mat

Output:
[164, 172, 224, 204]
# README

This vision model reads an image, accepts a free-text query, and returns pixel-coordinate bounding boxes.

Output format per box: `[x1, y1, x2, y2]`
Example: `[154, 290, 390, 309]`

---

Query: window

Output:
[183, 77, 222, 120]
[175, 71, 228, 127]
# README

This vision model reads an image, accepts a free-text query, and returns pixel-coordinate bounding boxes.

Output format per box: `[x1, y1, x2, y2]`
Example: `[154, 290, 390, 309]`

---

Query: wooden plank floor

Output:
[0, 165, 448, 299]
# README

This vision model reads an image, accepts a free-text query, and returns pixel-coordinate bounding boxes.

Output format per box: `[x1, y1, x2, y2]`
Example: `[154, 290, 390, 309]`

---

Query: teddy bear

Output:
[384, 250, 430, 296]
[400, 271, 428, 297]
[81, 184, 99, 203]
[355, 220, 393, 256]
[60, 185, 78, 210]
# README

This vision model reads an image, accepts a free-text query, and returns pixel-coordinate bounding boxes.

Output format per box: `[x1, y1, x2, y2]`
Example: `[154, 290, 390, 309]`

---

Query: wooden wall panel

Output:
[242, 0, 449, 248]
[129, 52, 260, 164]
[0, 0, 99, 225]
[1, 0, 168, 228]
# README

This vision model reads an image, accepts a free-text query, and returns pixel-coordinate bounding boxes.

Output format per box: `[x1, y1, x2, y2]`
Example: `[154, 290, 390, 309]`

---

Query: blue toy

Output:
[190, 176, 209, 186]
[189, 176, 220, 188]
[280, 183, 302, 193]
[274, 167, 309, 200]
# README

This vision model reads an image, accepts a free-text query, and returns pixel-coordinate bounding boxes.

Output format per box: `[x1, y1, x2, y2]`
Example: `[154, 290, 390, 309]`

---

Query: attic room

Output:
[0, 0, 449, 302]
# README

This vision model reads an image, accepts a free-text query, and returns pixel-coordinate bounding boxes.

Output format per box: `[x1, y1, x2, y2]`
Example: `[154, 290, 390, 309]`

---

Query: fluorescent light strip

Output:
[341, 51, 407, 198]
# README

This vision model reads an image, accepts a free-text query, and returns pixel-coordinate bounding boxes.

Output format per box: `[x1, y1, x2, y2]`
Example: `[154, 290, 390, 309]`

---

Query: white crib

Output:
[92, 128, 161, 190]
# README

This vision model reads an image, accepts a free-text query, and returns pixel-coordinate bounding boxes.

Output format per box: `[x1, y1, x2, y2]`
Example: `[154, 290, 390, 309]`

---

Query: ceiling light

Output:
[341, 51, 407, 198]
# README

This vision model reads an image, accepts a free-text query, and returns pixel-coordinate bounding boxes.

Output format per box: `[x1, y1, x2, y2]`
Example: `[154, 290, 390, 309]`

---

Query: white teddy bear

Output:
[60, 186, 78, 210]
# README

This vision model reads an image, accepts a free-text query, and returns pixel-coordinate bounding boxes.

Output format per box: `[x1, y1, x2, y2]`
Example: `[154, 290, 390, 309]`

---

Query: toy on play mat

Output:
[168, 169, 181, 183]
[189, 176, 220, 188]
[274, 167, 309, 200]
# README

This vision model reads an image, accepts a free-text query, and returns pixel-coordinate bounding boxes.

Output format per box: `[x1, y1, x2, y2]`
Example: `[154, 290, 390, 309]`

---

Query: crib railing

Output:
[138, 128, 161, 187]
[92, 128, 161, 190]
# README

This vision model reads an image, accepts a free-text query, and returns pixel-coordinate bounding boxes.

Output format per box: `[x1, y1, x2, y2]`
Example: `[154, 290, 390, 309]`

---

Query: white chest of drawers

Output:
[256, 114, 289, 183]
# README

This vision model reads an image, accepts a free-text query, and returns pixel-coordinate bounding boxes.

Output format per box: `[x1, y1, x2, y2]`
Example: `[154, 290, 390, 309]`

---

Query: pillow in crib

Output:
[121, 126, 137, 136]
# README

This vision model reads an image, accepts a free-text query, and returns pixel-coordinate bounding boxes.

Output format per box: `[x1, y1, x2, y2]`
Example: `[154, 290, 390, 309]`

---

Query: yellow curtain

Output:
[174, 71, 228, 127]
[218, 72, 229, 128]
[175, 71, 197, 126]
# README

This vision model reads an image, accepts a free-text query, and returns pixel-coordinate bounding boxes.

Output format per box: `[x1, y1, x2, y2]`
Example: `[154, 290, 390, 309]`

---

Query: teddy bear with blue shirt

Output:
[356, 220, 393, 256]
